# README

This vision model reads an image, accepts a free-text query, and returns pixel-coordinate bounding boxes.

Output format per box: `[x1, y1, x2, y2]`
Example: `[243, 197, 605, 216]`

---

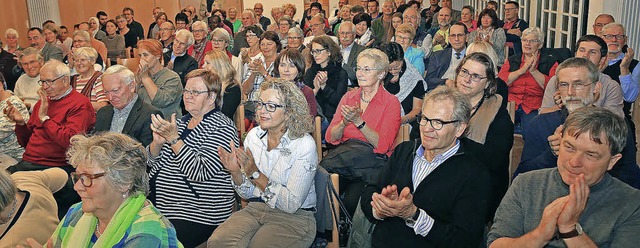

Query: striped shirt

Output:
[74, 76, 108, 103]
[148, 109, 239, 226]
[409, 140, 460, 236]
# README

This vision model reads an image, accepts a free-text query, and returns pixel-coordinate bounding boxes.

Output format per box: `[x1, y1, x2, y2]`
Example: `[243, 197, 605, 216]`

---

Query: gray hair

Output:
[67, 132, 150, 196]
[5, 28, 18, 38]
[73, 30, 91, 42]
[20, 47, 44, 62]
[278, 15, 294, 27]
[563, 106, 627, 155]
[357, 48, 390, 73]
[103, 65, 135, 85]
[191, 21, 208, 31]
[175, 29, 195, 46]
[288, 26, 304, 37]
[555, 57, 599, 85]
[423, 85, 471, 126]
[601, 22, 625, 36]
[73, 47, 98, 63]
[41, 59, 70, 78]
[339, 21, 356, 33]
[0, 171, 17, 212]
[209, 28, 230, 44]
[522, 27, 545, 43]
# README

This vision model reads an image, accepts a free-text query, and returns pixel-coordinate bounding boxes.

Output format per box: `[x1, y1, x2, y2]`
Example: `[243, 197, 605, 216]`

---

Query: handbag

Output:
[320, 139, 388, 184]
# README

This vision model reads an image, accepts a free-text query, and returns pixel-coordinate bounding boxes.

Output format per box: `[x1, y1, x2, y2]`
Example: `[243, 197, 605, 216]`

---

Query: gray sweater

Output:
[488, 168, 640, 247]
[137, 67, 183, 118]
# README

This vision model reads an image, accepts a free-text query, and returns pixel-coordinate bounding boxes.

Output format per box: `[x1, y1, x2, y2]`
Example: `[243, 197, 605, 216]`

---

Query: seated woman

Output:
[32, 132, 181, 247]
[353, 13, 377, 47]
[379, 42, 425, 139]
[187, 21, 213, 67]
[498, 27, 558, 135]
[102, 19, 126, 66]
[273, 48, 317, 117]
[321, 48, 401, 216]
[0, 73, 29, 161]
[88, 17, 107, 40]
[148, 12, 168, 40]
[71, 47, 108, 112]
[465, 41, 509, 107]
[460, 5, 478, 32]
[203, 50, 242, 119]
[303, 35, 348, 133]
[467, 8, 506, 63]
[148, 69, 238, 247]
[136, 39, 183, 118]
[209, 78, 317, 247]
[242, 30, 281, 121]
[452, 52, 514, 221]
[43, 24, 69, 57]
[116, 15, 137, 51]
[0, 168, 68, 247]
[276, 15, 293, 48]
[394, 23, 425, 76]
[209, 27, 243, 84]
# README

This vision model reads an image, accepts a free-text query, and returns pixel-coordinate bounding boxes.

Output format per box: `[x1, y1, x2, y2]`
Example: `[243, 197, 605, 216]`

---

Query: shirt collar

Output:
[114, 94, 138, 115]
[416, 139, 460, 163]
[608, 52, 625, 65]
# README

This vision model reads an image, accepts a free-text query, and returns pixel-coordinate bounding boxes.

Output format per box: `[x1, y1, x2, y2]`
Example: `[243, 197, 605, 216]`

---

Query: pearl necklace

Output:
[95, 220, 102, 237]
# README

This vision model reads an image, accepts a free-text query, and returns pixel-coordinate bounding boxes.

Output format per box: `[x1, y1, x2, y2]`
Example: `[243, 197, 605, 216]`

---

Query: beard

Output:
[563, 93, 595, 112]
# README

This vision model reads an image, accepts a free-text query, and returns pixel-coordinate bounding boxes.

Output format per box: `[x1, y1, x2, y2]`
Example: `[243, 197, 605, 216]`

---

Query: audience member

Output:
[368, 0, 382, 19]
[272, 48, 317, 117]
[402, 7, 430, 55]
[498, 27, 558, 135]
[147, 7, 164, 39]
[0, 168, 67, 247]
[209, 28, 243, 84]
[148, 12, 168, 40]
[276, 15, 293, 48]
[254, 3, 271, 31]
[540, 35, 624, 117]
[266, 7, 284, 32]
[4, 28, 22, 56]
[322, 48, 401, 216]
[464, 41, 509, 107]
[166, 29, 198, 85]
[148, 69, 238, 247]
[212, 9, 235, 36]
[467, 9, 506, 63]
[338, 22, 366, 87]
[58, 26, 73, 51]
[70, 47, 107, 111]
[287, 27, 306, 53]
[395, 23, 425, 76]
[88, 17, 107, 41]
[96, 11, 108, 32]
[489, 106, 640, 247]
[65, 30, 105, 72]
[136, 39, 183, 118]
[0, 72, 28, 160]
[42, 24, 70, 57]
[460, 5, 477, 32]
[103, 19, 126, 65]
[353, 13, 377, 47]
[27, 27, 63, 62]
[116, 14, 138, 51]
[304, 14, 339, 46]
[94, 65, 159, 146]
[421, 0, 441, 30]
[332, 5, 353, 35]
[302, 2, 326, 32]
[502, 1, 528, 55]
[13, 48, 43, 110]
[330, 0, 350, 31]
[231, 9, 257, 57]
[516, 58, 640, 189]
[209, 78, 317, 247]
[283, 3, 299, 26]
[77, 22, 109, 64]
[203, 50, 242, 119]
[175, 12, 189, 31]
[431, 0, 460, 27]
[227, 7, 242, 33]
[426, 22, 467, 90]
[0, 42, 18, 91]
[5, 59, 96, 218]
[122, 7, 144, 41]
[427, 7, 452, 52]
[187, 21, 213, 67]
[359, 85, 490, 247]
[159, 21, 175, 54]
[372, 0, 396, 43]
[592, 13, 614, 35]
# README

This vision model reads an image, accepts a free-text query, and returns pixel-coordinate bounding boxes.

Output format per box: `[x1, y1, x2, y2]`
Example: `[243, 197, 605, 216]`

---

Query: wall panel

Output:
[0, 0, 31, 47]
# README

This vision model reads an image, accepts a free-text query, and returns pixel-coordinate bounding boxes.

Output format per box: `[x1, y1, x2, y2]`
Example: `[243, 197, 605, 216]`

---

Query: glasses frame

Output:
[557, 82, 593, 91]
[417, 115, 459, 130]
[253, 101, 285, 113]
[183, 89, 210, 97]
[353, 66, 384, 73]
[602, 34, 626, 40]
[71, 172, 107, 187]
[310, 48, 328, 55]
[458, 68, 487, 83]
[38, 74, 65, 86]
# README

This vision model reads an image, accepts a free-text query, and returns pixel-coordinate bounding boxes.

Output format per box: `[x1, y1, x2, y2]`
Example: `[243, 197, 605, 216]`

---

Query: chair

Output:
[234, 104, 246, 143]
[507, 101, 520, 186]
[313, 116, 323, 161]
[117, 58, 140, 73]
[393, 124, 411, 148]
[327, 173, 340, 248]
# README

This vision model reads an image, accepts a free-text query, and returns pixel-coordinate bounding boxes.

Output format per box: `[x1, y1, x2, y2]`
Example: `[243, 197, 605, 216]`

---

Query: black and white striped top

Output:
[148, 109, 239, 226]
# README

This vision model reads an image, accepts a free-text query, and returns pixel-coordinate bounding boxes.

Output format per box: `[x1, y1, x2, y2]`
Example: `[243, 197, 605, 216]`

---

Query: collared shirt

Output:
[341, 42, 355, 86]
[608, 53, 640, 102]
[233, 127, 318, 213]
[441, 48, 466, 80]
[242, 53, 274, 101]
[110, 94, 138, 132]
[408, 140, 460, 236]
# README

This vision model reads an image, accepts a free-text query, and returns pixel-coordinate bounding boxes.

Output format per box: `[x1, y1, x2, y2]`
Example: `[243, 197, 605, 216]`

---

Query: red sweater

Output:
[16, 90, 96, 167]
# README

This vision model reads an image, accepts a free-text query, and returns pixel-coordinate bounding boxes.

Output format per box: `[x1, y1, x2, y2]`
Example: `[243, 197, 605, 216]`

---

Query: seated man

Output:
[425, 22, 467, 91]
[27, 27, 63, 62]
[426, 7, 452, 53]
[488, 106, 640, 247]
[360, 86, 491, 247]
[163, 29, 198, 84]
[540, 35, 624, 117]
[430, 0, 460, 27]
[94, 65, 160, 147]
[4, 59, 96, 218]
[402, 7, 431, 57]
[592, 13, 614, 35]
[516, 58, 640, 189]
[303, 14, 339, 46]
[13, 47, 43, 111]
[338, 21, 365, 87]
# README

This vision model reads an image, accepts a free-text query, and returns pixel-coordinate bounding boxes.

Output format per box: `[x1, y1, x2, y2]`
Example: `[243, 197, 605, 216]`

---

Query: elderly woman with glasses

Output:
[498, 27, 558, 135]
[24, 132, 182, 247]
[209, 27, 243, 84]
[187, 21, 213, 67]
[453, 52, 513, 221]
[394, 23, 425, 76]
[242, 30, 281, 122]
[277, 15, 294, 48]
[209, 78, 317, 247]
[71, 47, 108, 112]
[148, 69, 239, 247]
[321, 48, 401, 216]
[115, 15, 137, 51]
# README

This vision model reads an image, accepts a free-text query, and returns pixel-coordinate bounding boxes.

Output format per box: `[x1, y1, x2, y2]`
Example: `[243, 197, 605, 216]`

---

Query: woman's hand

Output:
[218, 139, 242, 175]
[240, 48, 250, 64]
[236, 148, 258, 177]
[341, 104, 363, 125]
[3, 100, 26, 125]
[151, 113, 179, 142]
[250, 59, 267, 77]
[314, 71, 328, 89]
[136, 59, 151, 83]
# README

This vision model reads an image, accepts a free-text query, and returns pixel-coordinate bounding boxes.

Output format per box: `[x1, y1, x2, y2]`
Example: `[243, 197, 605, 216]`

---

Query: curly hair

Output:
[259, 78, 313, 139]
[67, 132, 150, 196]
[310, 35, 343, 65]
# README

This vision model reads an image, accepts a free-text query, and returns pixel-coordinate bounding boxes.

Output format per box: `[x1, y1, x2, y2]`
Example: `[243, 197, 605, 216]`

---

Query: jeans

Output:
[514, 105, 538, 137]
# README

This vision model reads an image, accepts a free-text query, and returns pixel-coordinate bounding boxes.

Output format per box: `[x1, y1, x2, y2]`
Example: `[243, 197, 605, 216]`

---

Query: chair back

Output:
[393, 124, 411, 148]
[313, 116, 323, 161]
[117, 58, 140, 73]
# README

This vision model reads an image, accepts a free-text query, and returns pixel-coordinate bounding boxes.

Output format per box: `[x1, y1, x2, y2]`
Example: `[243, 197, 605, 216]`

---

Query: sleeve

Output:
[540, 75, 558, 109]
[14, 109, 36, 147]
[425, 53, 445, 91]
[543, 62, 559, 87]
[600, 76, 625, 116]
[40, 168, 69, 193]
[174, 122, 240, 182]
[43, 101, 96, 148]
[360, 143, 403, 222]
[498, 60, 512, 83]
[118, 37, 126, 58]
[316, 68, 348, 110]
[265, 137, 318, 213]
[493, 29, 507, 62]
[325, 93, 348, 144]
[50, 46, 64, 61]
[150, 73, 183, 108]
[420, 34, 433, 59]
[373, 97, 402, 155]
[609, 203, 640, 247]
[93, 79, 108, 102]
[409, 50, 425, 76]
[618, 64, 640, 102]
[303, 86, 318, 117]
[486, 176, 527, 246]
[608, 130, 640, 189]
[231, 33, 243, 57]
[303, 66, 317, 88]
[220, 86, 242, 119]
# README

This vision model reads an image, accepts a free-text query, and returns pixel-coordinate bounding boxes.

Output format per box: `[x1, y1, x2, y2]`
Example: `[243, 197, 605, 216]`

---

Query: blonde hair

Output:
[395, 23, 416, 39]
[466, 41, 499, 72]
[260, 78, 313, 139]
[204, 50, 239, 92]
[74, 46, 98, 63]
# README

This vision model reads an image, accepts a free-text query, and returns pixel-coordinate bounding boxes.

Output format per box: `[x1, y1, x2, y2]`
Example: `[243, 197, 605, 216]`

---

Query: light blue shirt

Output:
[608, 52, 640, 102]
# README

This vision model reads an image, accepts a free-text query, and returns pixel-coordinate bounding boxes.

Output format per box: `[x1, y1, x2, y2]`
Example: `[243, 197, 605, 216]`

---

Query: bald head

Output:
[593, 14, 615, 35]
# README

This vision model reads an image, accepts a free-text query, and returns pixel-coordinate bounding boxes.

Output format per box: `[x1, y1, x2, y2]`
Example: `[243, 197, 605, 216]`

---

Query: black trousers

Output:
[170, 219, 218, 248]
[8, 161, 78, 219]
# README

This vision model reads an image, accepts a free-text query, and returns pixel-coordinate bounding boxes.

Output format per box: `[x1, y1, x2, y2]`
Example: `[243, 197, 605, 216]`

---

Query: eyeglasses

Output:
[417, 115, 459, 130]
[310, 48, 327, 55]
[254, 101, 285, 112]
[602, 34, 626, 40]
[458, 68, 487, 83]
[183, 88, 210, 96]
[38, 74, 65, 86]
[403, 15, 418, 20]
[310, 23, 324, 28]
[71, 172, 106, 187]
[354, 67, 384, 73]
[395, 35, 412, 42]
[160, 28, 175, 31]
[522, 39, 540, 44]
[557, 82, 592, 91]
[211, 39, 226, 43]
[192, 29, 207, 33]
[287, 36, 303, 40]
[246, 33, 258, 39]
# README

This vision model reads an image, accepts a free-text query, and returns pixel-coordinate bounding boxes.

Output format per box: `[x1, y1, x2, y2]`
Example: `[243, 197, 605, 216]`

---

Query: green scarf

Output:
[54, 193, 146, 247]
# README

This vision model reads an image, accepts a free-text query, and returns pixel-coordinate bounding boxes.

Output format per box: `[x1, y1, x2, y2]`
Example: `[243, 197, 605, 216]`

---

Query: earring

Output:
[122, 193, 127, 199]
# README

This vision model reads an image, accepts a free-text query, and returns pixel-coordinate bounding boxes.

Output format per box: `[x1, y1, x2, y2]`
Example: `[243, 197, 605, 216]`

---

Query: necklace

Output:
[360, 91, 371, 103]
[0, 197, 17, 225]
[95, 220, 102, 237]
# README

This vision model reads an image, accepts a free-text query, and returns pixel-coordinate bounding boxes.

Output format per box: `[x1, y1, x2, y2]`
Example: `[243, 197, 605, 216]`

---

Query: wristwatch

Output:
[249, 171, 260, 180]
[404, 208, 420, 225]
[40, 115, 50, 123]
[558, 223, 583, 239]
[168, 138, 180, 145]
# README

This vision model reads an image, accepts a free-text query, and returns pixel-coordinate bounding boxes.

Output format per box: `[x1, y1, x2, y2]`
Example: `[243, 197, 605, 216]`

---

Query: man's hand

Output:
[548, 125, 563, 156]
[533, 196, 568, 242]
[371, 186, 417, 220]
[557, 174, 589, 233]
[37, 88, 49, 122]
[553, 91, 563, 109]
[620, 47, 634, 75]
